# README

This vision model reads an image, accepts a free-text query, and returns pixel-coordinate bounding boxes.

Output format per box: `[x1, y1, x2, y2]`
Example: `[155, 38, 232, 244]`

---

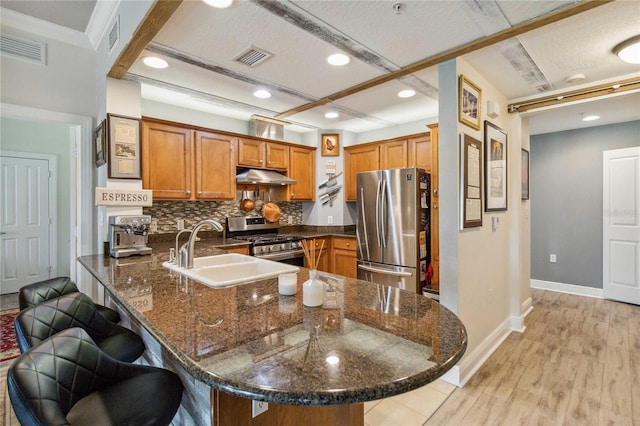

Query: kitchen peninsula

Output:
[79, 243, 466, 425]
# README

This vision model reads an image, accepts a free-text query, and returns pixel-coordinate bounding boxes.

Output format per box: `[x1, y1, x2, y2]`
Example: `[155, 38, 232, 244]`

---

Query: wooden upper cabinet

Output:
[380, 139, 407, 169]
[142, 121, 193, 200]
[345, 144, 380, 201]
[427, 124, 439, 288]
[265, 142, 288, 170]
[408, 134, 431, 172]
[288, 146, 315, 201]
[238, 138, 288, 170]
[195, 131, 237, 200]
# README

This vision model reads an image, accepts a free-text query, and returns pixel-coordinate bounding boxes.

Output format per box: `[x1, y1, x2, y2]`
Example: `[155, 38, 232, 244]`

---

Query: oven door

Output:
[255, 249, 305, 267]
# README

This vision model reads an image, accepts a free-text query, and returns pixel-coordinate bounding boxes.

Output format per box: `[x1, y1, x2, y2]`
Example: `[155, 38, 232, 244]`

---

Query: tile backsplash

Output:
[143, 200, 302, 233]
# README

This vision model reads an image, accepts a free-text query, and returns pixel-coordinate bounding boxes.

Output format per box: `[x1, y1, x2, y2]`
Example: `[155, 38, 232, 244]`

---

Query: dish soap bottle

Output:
[303, 270, 324, 307]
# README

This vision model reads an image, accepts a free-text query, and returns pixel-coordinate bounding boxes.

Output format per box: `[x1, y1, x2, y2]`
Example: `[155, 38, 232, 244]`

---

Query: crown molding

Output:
[0, 8, 92, 50]
[86, 0, 121, 50]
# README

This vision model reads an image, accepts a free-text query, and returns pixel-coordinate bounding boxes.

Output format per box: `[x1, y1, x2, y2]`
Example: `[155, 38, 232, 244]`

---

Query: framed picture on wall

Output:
[460, 133, 483, 229]
[107, 114, 141, 179]
[321, 133, 340, 156]
[94, 119, 107, 167]
[484, 121, 508, 211]
[459, 75, 481, 130]
[521, 148, 530, 200]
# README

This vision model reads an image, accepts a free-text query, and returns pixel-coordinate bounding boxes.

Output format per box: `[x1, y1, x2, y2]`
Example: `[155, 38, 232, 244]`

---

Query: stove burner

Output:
[225, 217, 304, 258]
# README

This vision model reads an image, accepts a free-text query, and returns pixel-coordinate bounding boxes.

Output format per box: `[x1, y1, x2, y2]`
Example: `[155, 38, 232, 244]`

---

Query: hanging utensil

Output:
[262, 191, 281, 223]
[240, 190, 255, 212]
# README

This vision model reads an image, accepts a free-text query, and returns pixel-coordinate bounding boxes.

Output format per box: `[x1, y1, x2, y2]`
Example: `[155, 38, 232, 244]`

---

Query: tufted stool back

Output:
[19, 277, 121, 323]
[14, 292, 144, 362]
[7, 327, 183, 426]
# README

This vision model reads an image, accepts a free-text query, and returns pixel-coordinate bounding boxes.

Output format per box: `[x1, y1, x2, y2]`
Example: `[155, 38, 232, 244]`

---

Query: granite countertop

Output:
[78, 245, 466, 406]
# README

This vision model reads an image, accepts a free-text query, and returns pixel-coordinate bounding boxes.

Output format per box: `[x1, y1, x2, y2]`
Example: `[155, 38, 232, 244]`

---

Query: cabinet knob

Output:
[433, 203, 437, 209]
[346, 242, 350, 247]
[433, 189, 438, 197]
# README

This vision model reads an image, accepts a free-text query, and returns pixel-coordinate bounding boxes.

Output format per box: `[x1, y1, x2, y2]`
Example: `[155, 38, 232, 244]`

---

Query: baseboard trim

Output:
[442, 317, 512, 388]
[530, 279, 603, 299]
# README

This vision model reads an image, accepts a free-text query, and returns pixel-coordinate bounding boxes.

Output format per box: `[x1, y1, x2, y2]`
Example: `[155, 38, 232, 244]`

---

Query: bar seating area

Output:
[7, 277, 184, 425]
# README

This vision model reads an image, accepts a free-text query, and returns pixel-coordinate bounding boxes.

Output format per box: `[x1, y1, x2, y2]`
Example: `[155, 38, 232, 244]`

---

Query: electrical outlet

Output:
[150, 219, 158, 233]
[550, 254, 557, 263]
[287, 215, 293, 225]
[177, 219, 185, 230]
[327, 215, 333, 225]
[251, 400, 268, 418]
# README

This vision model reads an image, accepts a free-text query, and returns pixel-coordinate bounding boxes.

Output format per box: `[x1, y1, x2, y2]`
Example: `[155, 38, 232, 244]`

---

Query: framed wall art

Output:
[521, 148, 530, 200]
[321, 133, 340, 156]
[460, 133, 483, 229]
[95, 119, 107, 167]
[459, 75, 481, 130]
[107, 114, 141, 179]
[484, 121, 508, 211]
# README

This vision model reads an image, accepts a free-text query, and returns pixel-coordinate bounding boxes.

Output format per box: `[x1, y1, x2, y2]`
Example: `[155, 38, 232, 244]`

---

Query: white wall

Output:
[438, 57, 529, 382]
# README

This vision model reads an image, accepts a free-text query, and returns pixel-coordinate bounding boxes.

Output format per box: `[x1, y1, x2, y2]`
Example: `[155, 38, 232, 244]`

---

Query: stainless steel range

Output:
[225, 217, 304, 266]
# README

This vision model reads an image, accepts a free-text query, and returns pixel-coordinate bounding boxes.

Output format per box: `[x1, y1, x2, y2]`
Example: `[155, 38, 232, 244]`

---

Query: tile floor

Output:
[364, 379, 456, 426]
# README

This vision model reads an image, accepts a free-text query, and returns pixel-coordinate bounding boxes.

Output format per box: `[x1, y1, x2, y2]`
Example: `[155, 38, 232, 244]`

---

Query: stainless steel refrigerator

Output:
[356, 167, 430, 293]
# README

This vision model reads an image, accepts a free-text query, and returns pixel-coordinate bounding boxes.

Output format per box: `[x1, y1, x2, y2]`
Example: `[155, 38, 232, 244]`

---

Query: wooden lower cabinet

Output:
[304, 238, 330, 272]
[331, 237, 357, 279]
[213, 389, 364, 426]
[223, 245, 250, 255]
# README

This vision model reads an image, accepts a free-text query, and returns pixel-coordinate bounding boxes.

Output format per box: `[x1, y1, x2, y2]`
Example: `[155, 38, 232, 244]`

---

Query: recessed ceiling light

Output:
[398, 89, 416, 98]
[327, 53, 350, 66]
[324, 112, 339, 119]
[142, 56, 168, 69]
[613, 35, 640, 64]
[201, 0, 233, 8]
[253, 89, 271, 99]
[582, 114, 600, 122]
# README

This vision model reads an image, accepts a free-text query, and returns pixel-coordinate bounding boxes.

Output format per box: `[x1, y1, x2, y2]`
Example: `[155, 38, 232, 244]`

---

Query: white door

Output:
[603, 147, 640, 305]
[1, 155, 52, 294]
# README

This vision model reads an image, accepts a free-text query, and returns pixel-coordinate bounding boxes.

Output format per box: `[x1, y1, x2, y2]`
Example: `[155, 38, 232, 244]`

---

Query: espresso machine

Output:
[108, 215, 153, 258]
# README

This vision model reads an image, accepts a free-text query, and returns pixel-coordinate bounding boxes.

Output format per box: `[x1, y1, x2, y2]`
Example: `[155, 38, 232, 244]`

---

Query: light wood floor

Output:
[426, 288, 640, 426]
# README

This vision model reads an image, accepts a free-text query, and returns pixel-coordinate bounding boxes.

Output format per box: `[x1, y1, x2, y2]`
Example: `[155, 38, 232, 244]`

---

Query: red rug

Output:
[0, 309, 20, 362]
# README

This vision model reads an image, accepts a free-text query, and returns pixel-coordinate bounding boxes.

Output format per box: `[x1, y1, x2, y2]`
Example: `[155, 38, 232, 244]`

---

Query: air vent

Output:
[0, 34, 46, 65]
[109, 16, 120, 53]
[233, 46, 273, 67]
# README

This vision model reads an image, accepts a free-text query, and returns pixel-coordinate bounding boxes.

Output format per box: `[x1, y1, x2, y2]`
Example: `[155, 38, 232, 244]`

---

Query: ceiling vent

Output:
[0, 34, 46, 65]
[109, 16, 120, 53]
[233, 46, 273, 68]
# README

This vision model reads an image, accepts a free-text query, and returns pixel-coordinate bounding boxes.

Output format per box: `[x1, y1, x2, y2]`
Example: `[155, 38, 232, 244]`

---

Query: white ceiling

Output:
[2, 0, 639, 136]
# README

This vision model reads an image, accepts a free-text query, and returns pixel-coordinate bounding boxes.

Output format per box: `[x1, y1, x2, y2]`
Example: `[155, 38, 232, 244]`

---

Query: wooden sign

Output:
[95, 188, 153, 206]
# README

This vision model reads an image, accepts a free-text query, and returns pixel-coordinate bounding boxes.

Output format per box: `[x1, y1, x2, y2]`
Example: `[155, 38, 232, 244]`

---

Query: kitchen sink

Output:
[163, 253, 299, 287]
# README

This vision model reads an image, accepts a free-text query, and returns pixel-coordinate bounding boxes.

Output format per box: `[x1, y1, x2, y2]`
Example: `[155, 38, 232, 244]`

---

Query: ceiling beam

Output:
[108, 0, 183, 79]
[274, 0, 613, 119]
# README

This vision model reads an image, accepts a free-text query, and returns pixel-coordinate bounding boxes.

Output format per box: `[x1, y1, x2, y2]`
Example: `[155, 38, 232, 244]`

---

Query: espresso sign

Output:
[95, 188, 153, 206]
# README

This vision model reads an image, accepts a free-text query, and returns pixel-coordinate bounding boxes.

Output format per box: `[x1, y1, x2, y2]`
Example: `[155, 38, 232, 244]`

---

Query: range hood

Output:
[236, 169, 297, 186]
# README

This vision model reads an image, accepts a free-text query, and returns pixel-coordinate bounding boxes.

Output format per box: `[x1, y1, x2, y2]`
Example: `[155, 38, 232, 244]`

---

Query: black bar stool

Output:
[7, 327, 183, 426]
[14, 292, 145, 362]
[19, 276, 121, 323]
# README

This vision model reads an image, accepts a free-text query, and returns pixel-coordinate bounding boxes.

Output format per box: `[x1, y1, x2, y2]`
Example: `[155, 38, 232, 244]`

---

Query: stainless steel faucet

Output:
[173, 229, 192, 265]
[179, 219, 224, 269]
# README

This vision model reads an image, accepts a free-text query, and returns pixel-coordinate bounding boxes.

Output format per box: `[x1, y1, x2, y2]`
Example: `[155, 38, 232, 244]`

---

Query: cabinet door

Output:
[288, 146, 315, 201]
[142, 121, 193, 200]
[266, 142, 289, 170]
[408, 133, 431, 172]
[195, 131, 237, 200]
[237, 138, 265, 168]
[305, 238, 330, 272]
[380, 139, 407, 169]
[344, 144, 380, 201]
[332, 237, 356, 278]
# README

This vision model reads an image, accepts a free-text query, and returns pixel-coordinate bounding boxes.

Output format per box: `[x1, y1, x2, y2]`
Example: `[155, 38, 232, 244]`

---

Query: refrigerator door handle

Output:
[380, 178, 387, 248]
[375, 179, 382, 247]
[359, 187, 371, 260]
[358, 264, 413, 277]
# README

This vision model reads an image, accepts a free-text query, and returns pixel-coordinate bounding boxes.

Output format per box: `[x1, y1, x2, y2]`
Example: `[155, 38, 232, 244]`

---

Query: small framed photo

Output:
[107, 114, 141, 179]
[460, 133, 483, 229]
[321, 133, 340, 156]
[459, 75, 481, 130]
[484, 121, 508, 211]
[95, 119, 107, 167]
[521, 148, 530, 200]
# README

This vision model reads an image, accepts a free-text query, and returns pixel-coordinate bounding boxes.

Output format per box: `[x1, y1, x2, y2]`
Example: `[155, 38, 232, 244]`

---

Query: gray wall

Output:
[530, 120, 640, 288]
